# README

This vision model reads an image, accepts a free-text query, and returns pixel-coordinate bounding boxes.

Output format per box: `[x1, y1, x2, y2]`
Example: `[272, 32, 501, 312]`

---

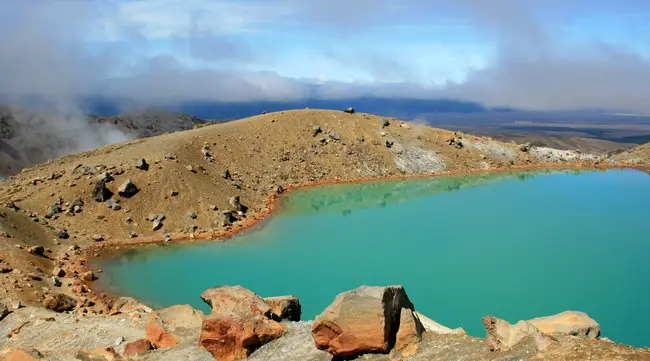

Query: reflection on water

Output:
[280, 168, 592, 216]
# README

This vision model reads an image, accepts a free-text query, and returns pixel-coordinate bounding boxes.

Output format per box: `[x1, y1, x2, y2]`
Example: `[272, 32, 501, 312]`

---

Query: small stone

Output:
[186, 165, 196, 173]
[136, 158, 149, 171]
[385, 140, 394, 148]
[128, 231, 138, 238]
[209, 205, 218, 211]
[118, 179, 138, 198]
[82, 271, 94, 282]
[53, 267, 66, 277]
[343, 107, 355, 114]
[223, 169, 232, 180]
[91, 235, 104, 242]
[312, 126, 322, 137]
[28, 245, 45, 256]
[152, 219, 163, 231]
[116, 336, 125, 346]
[381, 119, 390, 127]
[170, 190, 178, 197]
[327, 131, 341, 141]
[52, 276, 62, 287]
[92, 181, 113, 202]
[124, 339, 153, 356]
[98, 172, 114, 183]
[105, 199, 121, 211]
[187, 211, 197, 219]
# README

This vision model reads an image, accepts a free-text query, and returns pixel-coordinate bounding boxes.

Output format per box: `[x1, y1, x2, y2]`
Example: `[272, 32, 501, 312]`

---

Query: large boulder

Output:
[146, 305, 203, 349]
[43, 293, 77, 312]
[483, 316, 555, 352]
[311, 285, 423, 358]
[200, 286, 273, 318]
[528, 311, 600, 339]
[198, 286, 289, 361]
[199, 315, 286, 361]
[264, 296, 301, 321]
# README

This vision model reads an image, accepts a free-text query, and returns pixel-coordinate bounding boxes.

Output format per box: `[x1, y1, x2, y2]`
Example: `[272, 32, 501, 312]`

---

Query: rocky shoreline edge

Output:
[2, 163, 649, 360]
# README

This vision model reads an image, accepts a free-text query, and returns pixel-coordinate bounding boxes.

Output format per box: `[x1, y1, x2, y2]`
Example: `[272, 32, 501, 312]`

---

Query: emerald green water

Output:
[98, 169, 650, 347]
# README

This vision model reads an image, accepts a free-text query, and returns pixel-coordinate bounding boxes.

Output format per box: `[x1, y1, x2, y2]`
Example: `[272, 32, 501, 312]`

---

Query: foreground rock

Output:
[198, 286, 289, 361]
[311, 285, 423, 358]
[483, 311, 601, 352]
[43, 293, 76, 312]
[483, 315, 555, 352]
[528, 311, 600, 339]
[145, 304, 203, 349]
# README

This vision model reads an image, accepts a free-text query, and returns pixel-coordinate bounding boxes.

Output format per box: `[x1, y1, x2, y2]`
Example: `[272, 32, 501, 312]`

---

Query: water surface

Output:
[98, 169, 650, 347]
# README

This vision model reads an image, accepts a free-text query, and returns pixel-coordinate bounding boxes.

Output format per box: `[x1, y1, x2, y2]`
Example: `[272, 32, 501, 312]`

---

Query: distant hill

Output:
[0, 106, 210, 177]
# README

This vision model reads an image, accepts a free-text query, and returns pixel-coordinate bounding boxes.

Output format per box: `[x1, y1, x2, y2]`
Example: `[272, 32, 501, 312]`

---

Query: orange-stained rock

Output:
[123, 339, 153, 356]
[263, 296, 301, 321]
[145, 304, 203, 349]
[392, 308, 424, 357]
[311, 285, 422, 358]
[200, 286, 272, 318]
[198, 315, 286, 361]
[4, 349, 42, 361]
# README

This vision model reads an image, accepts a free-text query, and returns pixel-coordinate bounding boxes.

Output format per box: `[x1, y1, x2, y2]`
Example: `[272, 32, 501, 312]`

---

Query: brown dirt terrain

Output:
[0, 109, 648, 360]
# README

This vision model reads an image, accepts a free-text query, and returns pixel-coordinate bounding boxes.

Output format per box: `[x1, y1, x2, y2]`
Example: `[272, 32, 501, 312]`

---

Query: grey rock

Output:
[187, 211, 198, 219]
[170, 190, 178, 197]
[46, 203, 62, 218]
[343, 107, 355, 114]
[28, 245, 45, 256]
[327, 131, 341, 141]
[118, 179, 138, 198]
[223, 169, 232, 180]
[98, 172, 114, 183]
[152, 219, 163, 231]
[229, 196, 242, 212]
[312, 126, 322, 137]
[105, 199, 121, 211]
[52, 276, 62, 287]
[136, 158, 149, 170]
[57, 230, 69, 239]
[92, 181, 113, 202]
[382, 119, 390, 127]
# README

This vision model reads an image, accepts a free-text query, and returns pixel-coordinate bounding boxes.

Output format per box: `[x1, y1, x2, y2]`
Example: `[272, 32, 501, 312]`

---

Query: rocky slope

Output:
[0, 106, 209, 177]
[0, 109, 648, 360]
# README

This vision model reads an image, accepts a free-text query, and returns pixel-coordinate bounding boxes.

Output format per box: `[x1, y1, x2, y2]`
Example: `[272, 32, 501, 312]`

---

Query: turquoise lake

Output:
[97, 169, 650, 347]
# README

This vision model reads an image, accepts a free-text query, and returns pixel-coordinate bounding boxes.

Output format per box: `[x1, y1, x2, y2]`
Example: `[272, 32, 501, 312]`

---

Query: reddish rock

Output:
[392, 308, 424, 357]
[198, 316, 285, 361]
[311, 285, 423, 358]
[4, 349, 42, 361]
[146, 305, 203, 349]
[200, 286, 273, 318]
[123, 339, 153, 356]
[263, 296, 301, 321]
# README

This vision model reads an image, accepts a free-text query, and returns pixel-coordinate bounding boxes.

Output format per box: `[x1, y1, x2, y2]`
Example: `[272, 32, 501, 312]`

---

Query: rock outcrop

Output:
[198, 286, 289, 361]
[311, 285, 423, 358]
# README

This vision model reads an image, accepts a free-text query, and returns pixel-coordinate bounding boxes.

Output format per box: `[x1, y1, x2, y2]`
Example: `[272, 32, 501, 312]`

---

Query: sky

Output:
[1, 0, 650, 111]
